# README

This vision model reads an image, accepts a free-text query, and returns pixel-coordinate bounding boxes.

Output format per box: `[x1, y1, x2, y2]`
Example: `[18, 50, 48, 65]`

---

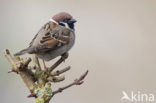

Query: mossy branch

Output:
[4, 49, 88, 103]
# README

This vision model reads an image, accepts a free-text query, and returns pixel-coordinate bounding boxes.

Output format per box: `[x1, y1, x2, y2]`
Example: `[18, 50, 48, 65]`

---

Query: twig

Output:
[53, 70, 88, 95]
[4, 49, 89, 103]
[49, 57, 64, 72]
[49, 53, 68, 72]
[32, 55, 41, 71]
[47, 75, 65, 82]
[51, 66, 70, 76]
[4, 49, 18, 69]
[4, 49, 35, 92]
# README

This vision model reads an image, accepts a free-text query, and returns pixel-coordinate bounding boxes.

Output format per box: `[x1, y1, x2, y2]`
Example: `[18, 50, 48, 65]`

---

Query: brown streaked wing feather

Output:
[29, 21, 71, 53]
[39, 26, 71, 50]
[29, 22, 51, 47]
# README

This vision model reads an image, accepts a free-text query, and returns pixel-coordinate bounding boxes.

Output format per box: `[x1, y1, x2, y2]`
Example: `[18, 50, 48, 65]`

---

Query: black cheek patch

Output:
[68, 23, 74, 29]
[59, 23, 65, 26]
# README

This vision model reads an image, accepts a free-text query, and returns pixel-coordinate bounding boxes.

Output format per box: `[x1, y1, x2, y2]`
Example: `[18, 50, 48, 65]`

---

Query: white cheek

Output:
[60, 22, 70, 29]
[65, 23, 69, 29]
[49, 19, 58, 24]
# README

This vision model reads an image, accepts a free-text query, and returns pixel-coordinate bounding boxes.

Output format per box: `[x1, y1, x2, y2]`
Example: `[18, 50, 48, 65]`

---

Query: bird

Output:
[14, 12, 77, 70]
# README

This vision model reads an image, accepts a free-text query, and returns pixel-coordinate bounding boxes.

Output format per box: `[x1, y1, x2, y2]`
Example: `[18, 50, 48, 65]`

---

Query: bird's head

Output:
[51, 12, 77, 30]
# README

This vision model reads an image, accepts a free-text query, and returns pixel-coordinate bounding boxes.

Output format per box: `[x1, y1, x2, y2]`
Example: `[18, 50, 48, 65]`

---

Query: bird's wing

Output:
[14, 22, 72, 56]
[42, 27, 70, 47]
[29, 22, 52, 47]
[31, 25, 71, 53]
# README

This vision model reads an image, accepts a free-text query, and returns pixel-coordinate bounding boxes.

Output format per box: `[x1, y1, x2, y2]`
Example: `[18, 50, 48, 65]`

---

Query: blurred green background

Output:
[0, 0, 156, 103]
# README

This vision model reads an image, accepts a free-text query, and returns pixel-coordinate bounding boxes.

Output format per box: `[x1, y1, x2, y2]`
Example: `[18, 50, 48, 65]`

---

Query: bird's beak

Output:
[69, 18, 77, 24]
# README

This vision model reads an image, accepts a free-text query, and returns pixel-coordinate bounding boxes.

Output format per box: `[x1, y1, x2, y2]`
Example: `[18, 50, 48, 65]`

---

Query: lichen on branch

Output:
[4, 49, 88, 103]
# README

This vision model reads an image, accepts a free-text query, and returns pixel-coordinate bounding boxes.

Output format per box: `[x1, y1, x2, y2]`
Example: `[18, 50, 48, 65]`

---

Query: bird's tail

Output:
[14, 48, 31, 56]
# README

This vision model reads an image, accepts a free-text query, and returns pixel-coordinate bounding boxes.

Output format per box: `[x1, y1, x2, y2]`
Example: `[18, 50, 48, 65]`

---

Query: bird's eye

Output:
[59, 23, 65, 26]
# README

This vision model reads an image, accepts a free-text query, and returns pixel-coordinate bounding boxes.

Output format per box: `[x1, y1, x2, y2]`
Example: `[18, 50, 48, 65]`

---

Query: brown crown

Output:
[52, 12, 73, 22]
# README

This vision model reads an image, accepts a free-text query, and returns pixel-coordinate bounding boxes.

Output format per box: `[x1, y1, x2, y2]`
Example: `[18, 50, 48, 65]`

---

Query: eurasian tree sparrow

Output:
[14, 12, 76, 68]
